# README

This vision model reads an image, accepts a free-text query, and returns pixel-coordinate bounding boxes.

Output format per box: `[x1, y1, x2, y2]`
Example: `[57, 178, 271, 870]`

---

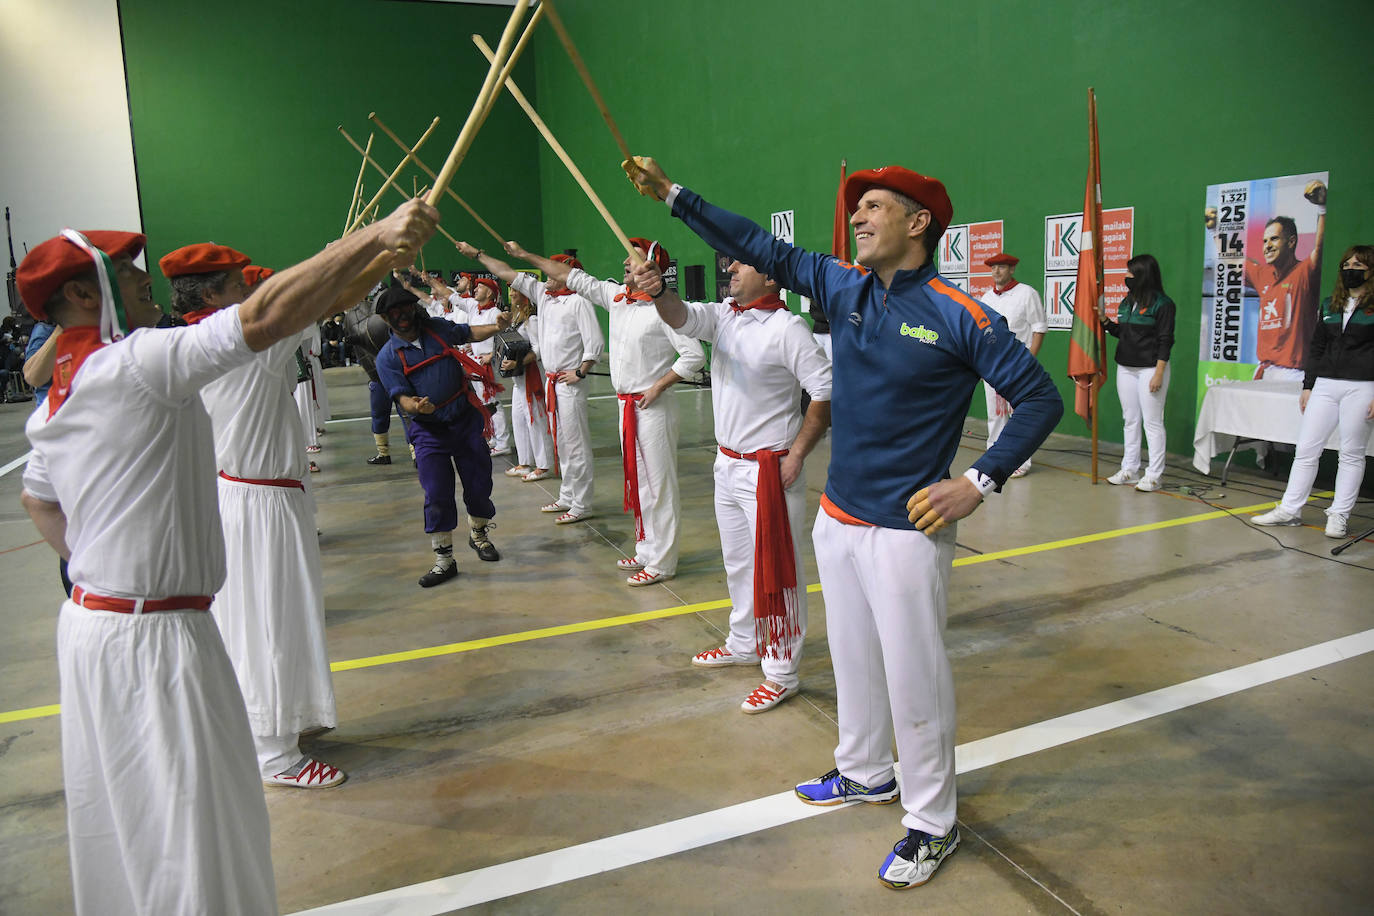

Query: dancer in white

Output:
[17, 199, 437, 912]
[635, 255, 831, 713]
[458, 243, 604, 524]
[978, 253, 1047, 477]
[500, 286, 556, 480]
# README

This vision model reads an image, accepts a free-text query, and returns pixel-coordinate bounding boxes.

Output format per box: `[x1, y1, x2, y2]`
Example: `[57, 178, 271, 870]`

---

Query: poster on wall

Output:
[936, 220, 1003, 295]
[1043, 206, 1134, 329]
[1197, 170, 1328, 402]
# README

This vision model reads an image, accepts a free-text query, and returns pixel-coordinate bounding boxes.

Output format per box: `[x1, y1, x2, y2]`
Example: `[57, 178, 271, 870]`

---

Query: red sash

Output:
[618, 392, 646, 541]
[522, 360, 546, 424]
[720, 446, 799, 657]
[47, 327, 108, 418]
[218, 470, 305, 490]
[545, 371, 561, 473]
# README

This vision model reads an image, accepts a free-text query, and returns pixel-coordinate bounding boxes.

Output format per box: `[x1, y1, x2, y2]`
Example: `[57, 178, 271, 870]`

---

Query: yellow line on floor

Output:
[0, 497, 1283, 725]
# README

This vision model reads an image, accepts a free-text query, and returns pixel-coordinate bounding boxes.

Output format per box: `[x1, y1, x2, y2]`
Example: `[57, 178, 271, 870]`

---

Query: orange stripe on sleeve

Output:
[928, 276, 992, 330]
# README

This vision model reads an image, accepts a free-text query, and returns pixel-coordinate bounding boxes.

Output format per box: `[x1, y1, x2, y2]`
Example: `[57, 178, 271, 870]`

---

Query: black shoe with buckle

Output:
[468, 524, 500, 562]
[366, 454, 392, 465]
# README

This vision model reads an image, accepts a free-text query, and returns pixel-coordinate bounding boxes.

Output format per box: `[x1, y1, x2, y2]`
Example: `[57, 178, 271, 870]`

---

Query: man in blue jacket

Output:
[625, 156, 1064, 890]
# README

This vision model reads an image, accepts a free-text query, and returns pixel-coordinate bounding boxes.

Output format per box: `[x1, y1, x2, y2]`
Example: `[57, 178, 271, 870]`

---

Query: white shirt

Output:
[200, 331, 308, 480]
[566, 268, 705, 393]
[679, 299, 832, 453]
[511, 272, 604, 373]
[23, 307, 255, 598]
[463, 298, 504, 358]
[299, 322, 322, 358]
[979, 282, 1047, 347]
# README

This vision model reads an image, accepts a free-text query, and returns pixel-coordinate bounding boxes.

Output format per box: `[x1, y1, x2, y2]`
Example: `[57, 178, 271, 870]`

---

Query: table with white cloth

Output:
[1192, 379, 1374, 480]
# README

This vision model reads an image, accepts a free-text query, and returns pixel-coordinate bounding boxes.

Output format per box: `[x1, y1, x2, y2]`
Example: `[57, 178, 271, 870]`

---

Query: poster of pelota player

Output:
[1198, 170, 1328, 405]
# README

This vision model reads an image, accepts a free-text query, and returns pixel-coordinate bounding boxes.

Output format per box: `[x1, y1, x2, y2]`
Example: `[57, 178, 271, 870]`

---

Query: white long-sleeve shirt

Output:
[565, 268, 705, 393]
[679, 299, 832, 453]
[23, 306, 255, 598]
[510, 273, 604, 373]
[979, 282, 1047, 347]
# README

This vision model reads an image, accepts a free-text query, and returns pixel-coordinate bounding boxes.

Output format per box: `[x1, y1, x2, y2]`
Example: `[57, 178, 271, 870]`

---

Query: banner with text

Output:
[1197, 170, 1328, 406]
[937, 220, 1004, 296]
[1043, 206, 1133, 329]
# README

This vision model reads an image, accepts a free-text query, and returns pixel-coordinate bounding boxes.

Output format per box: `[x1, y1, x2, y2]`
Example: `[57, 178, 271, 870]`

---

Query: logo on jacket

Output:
[848, 311, 862, 327]
[899, 322, 939, 344]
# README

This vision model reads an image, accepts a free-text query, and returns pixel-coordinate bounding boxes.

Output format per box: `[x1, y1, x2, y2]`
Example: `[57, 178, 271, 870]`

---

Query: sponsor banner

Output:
[770, 209, 795, 245]
[938, 220, 1003, 298]
[937, 224, 969, 277]
[1044, 207, 1132, 330]
[1198, 171, 1328, 408]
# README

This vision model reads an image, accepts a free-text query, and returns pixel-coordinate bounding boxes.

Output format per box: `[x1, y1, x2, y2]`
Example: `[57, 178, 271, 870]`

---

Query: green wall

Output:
[119, 0, 545, 306]
[526, 0, 1374, 451]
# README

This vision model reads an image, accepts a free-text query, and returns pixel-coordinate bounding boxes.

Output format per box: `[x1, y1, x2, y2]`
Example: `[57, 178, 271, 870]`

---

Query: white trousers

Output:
[714, 451, 808, 688]
[294, 380, 318, 448]
[511, 381, 554, 469]
[214, 478, 337, 775]
[554, 380, 594, 515]
[486, 399, 510, 450]
[1279, 377, 1374, 517]
[619, 389, 681, 576]
[982, 382, 1031, 470]
[813, 510, 958, 837]
[57, 603, 277, 915]
[308, 352, 330, 422]
[1116, 363, 1170, 479]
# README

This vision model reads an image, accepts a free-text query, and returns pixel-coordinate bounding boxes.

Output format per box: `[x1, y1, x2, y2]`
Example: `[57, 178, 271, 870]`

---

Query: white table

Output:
[1192, 379, 1374, 481]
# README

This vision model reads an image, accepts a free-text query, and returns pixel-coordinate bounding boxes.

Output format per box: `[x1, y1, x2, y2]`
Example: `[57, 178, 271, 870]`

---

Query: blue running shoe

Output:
[794, 768, 899, 806]
[878, 826, 960, 889]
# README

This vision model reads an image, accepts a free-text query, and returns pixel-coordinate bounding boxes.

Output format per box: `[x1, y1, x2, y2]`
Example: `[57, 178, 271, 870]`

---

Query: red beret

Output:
[627, 237, 670, 271]
[16, 230, 147, 320]
[843, 166, 954, 231]
[985, 253, 1019, 267]
[551, 253, 584, 271]
[242, 265, 275, 287]
[158, 242, 251, 279]
[473, 276, 499, 294]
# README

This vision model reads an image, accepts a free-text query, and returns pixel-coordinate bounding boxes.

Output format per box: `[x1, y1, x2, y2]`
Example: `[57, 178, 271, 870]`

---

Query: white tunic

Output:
[23, 306, 277, 915]
[199, 327, 337, 738]
[979, 282, 1047, 347]
[678, 299, 832, 452]
[566, 268, 705, 391]
[510, 273, 604, 372]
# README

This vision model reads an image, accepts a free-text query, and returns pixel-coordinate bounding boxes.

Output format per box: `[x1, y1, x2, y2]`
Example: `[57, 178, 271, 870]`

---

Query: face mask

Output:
[1123, 276, 1138, 291]
[1341, 268, 1368, 288]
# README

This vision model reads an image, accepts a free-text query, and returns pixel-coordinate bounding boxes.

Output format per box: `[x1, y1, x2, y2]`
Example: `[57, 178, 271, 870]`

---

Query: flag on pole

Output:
[832, 158, 850, 261]
[1067, 89, 1107, 423]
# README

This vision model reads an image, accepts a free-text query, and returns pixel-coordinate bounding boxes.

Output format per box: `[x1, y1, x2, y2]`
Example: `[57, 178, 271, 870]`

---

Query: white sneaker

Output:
[1252, 508, 1302, 527]
[1135, 476, 1160, 492]
[1325, 513, 1348, 538]
[1106, 469, 1139, 486]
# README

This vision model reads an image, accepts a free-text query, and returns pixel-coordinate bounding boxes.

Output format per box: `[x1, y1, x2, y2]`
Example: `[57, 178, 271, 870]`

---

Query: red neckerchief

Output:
[182, 307, 218, 325]
[618, 393, 646, 541]
[730, 292, 788, 314]
[47, 326, 108, 418]
[547, 287, 573, 297]
[993, 279, 1019, 295]
[613, 287, 654, 303]
[476, 301, 498, 312]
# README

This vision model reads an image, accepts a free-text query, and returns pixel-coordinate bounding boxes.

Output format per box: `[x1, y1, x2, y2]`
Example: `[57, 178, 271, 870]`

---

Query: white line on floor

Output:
[0, 451, 31, 479]
[288, 628, 1374, 915]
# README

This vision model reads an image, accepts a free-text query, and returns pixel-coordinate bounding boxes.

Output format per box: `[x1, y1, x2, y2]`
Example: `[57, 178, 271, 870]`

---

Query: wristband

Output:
[574, 368, 586, 379]
[650, 282, 668, 299]
[963, 467, 996, 496]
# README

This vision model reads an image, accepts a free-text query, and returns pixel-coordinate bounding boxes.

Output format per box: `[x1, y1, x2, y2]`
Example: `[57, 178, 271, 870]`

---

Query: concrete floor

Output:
[1, 366, 1371, 915]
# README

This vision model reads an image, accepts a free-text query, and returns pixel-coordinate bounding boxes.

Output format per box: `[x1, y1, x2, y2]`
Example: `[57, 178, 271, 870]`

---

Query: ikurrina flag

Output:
[1067, 89, 1108, 423]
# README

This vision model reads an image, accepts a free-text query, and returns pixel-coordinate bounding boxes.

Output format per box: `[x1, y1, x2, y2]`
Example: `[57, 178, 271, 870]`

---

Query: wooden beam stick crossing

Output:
[541, 0, 632, 162]
[343, 132, 374, 232]
[368, 114, 507, 246]
[473, 34, 642, 264]
[425, 0, 531, 207]
[339, 126, 460, 249]
[345, 117, 441, 236]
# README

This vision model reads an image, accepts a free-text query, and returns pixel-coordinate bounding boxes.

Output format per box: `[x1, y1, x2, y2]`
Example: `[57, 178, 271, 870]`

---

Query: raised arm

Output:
[455, 240, 520, 285]
[240, 199, 437, 351]
[503, 240, 570, 287]
[629, 259, 687, 329]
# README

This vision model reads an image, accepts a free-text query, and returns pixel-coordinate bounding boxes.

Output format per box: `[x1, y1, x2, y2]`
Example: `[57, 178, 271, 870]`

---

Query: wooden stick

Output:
[368, 113, 507, 246]
[474, 35, 642, 264]
[470, 3, 545, 136]
[345, 116, 441, 236]
[425, 0, 531, 208]
[343, 132, 373, 232]
[541, 0, 632, 162]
